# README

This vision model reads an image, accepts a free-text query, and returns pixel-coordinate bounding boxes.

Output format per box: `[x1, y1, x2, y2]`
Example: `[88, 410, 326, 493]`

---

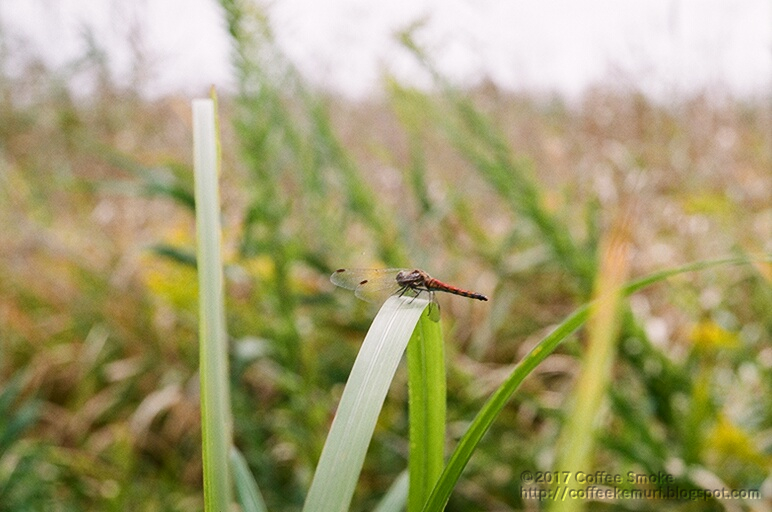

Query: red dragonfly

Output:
[330, 268, 488, 304]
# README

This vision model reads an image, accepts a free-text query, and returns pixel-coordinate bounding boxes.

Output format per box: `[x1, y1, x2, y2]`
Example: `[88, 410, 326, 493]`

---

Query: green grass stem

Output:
[549, 228, 630, 512]
[193, 98, 234, 511]
[407, 307, 446, 511]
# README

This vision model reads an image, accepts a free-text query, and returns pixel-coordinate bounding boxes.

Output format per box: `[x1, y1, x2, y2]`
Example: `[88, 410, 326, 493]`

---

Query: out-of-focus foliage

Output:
[0, 3, 769, 510]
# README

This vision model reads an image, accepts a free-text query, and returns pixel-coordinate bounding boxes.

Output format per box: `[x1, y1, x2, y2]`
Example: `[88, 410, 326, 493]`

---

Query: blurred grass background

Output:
[0, 2, 770, 510]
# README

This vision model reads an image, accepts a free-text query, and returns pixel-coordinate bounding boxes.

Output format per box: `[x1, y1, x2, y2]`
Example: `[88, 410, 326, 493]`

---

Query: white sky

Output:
[1, 0, 770, 100]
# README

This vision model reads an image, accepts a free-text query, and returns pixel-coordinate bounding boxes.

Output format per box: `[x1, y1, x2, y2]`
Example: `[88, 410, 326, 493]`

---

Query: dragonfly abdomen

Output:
[424, 278, 488, 301]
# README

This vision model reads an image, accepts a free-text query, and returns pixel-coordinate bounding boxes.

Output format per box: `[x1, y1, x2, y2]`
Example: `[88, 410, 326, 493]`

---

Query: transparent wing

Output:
[330, 268, 409, 303]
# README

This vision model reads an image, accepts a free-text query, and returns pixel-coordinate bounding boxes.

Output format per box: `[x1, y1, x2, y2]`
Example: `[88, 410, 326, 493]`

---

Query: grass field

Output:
[0, 4, 770, 511]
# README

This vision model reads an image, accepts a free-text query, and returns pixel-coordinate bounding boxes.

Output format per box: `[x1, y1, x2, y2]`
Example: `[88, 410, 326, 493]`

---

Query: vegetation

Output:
[0, 3, 769, 511]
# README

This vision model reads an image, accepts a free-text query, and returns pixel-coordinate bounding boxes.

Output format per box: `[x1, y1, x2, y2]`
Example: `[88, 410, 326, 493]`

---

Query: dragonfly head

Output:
[395, 269, 425, 286]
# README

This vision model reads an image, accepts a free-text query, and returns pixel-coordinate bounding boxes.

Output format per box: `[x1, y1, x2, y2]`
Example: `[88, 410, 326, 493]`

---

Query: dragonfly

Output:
[330, 268, 488, 306]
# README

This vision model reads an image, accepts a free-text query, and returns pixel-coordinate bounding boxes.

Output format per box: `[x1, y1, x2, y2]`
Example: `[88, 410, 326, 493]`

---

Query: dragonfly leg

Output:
[405, 287, 419, 303]
[398, 285, 423, 302]
[409, 286, 431, 302]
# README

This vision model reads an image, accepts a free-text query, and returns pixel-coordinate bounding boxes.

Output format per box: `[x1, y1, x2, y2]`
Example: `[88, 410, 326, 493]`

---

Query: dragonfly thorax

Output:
[395, 269, 428, 288]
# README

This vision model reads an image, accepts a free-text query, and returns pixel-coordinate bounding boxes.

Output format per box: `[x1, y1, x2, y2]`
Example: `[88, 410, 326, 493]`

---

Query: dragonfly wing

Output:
[330, 268, 402, 289]
[331, 268, 409, 303]
[331, 269, 365, 290]
[354, 279, 402, 303]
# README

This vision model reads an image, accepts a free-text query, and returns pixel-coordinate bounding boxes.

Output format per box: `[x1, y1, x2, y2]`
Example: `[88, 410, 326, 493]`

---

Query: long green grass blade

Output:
[407, 308, 445, 511]
[422, 304, 590, 512]
[303, 295, 431, 512]
[193, 98, 233, 511]
[549, 229, 630, 512]
[421, 256, 756, 511]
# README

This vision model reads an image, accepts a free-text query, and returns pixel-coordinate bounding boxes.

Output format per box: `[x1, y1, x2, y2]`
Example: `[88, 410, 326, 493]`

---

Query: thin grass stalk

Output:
[548, 222, 631, 512]
[407, 308, 446, 511]
[193, 97, 233, 511]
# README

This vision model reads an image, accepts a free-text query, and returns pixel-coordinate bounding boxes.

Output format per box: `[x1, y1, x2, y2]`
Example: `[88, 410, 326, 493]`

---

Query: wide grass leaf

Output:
[303, 295, 431, 512]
